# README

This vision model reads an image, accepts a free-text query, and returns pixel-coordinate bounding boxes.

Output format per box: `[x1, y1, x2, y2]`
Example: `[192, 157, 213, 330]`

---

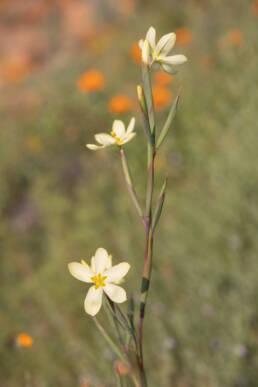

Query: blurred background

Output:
[1, 0, 258, 386]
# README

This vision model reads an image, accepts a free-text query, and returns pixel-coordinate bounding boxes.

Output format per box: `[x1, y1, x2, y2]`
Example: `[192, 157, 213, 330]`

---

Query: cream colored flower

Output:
[68, 248, 130, 316]
[139, 26, 187, 73]
[87, 118, 136, 150]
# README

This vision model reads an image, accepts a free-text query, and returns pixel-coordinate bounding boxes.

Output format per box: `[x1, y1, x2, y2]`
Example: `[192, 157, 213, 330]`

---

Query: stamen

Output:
[91, 273, 107, 289]
[110, 130, 122, 146]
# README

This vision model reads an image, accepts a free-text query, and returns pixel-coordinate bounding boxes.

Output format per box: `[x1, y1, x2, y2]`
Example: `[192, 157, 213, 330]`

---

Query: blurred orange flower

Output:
[115, 360, 130, 375]
[0, 55, 32, 83]
[226, 29, 244, 46]
[152, 86, 172, 111]
[175, 28, 192, 46]
[109, 95, 133, 114]
[251, 0, 258, 16]
[130, 41, 142, 64]
[77, 70, 106, 92]
[154, 71, 174, 86]
[17, 333, 34, 348]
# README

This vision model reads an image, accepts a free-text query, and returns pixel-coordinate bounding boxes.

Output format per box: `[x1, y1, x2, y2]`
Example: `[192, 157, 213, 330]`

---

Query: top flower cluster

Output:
[139, 26, 187, 73]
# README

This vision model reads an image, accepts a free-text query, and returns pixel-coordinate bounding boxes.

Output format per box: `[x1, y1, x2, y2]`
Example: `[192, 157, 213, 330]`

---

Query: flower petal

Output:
[86, 144, 105, 150]
[139, 39, 144, 49]
[95, 133, 116, 146]
[68, 262, 94, 282]
[107, 255, 112, 269]
[120, 132, 136, 145]
[160, 54, 188, 66]
[112, 120, 126, 138]
[94, 247, 110, 274]
[160, 63, 177, 75]
[104, 284, 127, 303]
[105, 262, 130, 283]
[126, 117, 135, 135]
[146, 26, 156, 51]
[84, 286, 103, 316]
[142, 39, 150, 65]
[156, 33, 176, 56]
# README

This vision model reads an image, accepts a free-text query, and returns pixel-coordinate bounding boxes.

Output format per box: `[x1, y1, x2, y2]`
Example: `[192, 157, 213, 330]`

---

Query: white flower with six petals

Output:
[86, 118, 136, 150]
[68, 248, 130, 316]
[139, 26, 187, 73]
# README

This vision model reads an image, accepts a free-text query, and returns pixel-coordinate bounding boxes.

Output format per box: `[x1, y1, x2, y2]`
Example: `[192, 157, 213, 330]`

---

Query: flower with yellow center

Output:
[68, 248, 130, 316]
[139, 26, 187, 73]
[86, 118, 136, 150]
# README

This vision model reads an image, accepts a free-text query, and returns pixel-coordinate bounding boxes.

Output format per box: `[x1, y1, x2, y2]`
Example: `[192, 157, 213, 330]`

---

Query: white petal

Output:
[95, 133, 116, 146]
[146, 26, 156, 51]
[161, 63, 177, 75]
[94, 247, 110, 274]
[126, 117, 135, 135]
[112, 120, 126, 138]
[86, 144, 105, 150]
[91, 254, 110, 272]
[139, 39, 144, 49]
[107, 255, 112, 269]
[156, 33, 176, 56]
[161, 54, 188, 65]
[104, 284, 127, 303]
[68, 262, 94, 282]
[120, 132, 136, 145]
[84, 286, 103, 316]
[105, 262, 130, 283]
[142, 39, 150, 65]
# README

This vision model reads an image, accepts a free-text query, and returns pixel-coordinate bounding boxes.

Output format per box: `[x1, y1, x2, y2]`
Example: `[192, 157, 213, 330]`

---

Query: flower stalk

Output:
[120, 148, 145, 226]
[70, 25, 187, 387]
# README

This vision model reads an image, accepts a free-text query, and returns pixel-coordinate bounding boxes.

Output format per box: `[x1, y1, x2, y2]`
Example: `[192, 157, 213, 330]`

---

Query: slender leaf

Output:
[156, 91, 180, 150]
[152, 178, 167, 231]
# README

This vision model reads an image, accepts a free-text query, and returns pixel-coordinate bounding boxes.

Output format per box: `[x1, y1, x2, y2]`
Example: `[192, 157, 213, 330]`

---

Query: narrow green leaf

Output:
[93, 317, 126, 361]
[137, 85, 154, 147]
[127, 294, 135, 332]
[115, 372, 124, 387]
[156, 91, 180, 150]
[152, 178, 167, 231]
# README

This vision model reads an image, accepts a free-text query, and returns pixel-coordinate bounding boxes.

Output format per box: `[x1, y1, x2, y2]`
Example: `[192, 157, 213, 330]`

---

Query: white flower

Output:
[68, 248, 130, 316]
[139, 26, 187, 73]
[87, 118, 136, 150]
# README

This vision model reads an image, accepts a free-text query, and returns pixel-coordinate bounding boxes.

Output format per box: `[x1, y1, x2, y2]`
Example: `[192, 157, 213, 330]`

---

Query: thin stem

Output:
[93, 317, 125, 361]
[120, 148, 145, 227]
[107, 299, 141, 387]
[141, 63, 155, 168]
[137, 64, 157, 387]
[115, 371, 123, 387]
[141, 65, 155, 136]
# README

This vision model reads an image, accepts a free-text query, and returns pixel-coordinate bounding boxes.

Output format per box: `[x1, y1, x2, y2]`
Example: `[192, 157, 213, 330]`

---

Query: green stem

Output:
[107, 299, 141, 387]
[142, 63, 155, 169]
[120, 148, 145, 227]
[137, 64, 158, 387]
[93, 317, 125, 361]
[115, 371, 124, 387]
[138, 151, 155, 387]
[141, 64, 155, 136]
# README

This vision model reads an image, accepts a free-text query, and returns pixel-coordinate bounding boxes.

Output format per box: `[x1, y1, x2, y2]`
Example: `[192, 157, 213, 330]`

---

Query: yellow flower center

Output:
[91, 273, 107, 289]
[110, 130, 122, 146]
